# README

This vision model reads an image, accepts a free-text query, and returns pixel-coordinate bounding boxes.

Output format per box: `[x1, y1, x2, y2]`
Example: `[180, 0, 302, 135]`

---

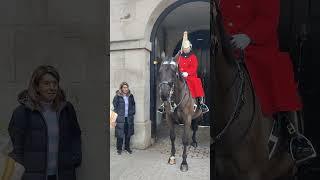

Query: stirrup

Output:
[290, 133, 317, 164]
[200, 104, 209, 113]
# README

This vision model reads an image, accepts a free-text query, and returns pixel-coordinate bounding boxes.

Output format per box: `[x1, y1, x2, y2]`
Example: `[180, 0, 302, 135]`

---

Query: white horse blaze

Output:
[162, 61, 177, 67]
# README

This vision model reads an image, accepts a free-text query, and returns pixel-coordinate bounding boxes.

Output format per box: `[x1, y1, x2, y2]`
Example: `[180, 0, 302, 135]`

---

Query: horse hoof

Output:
[168, 156, 176, 165]
[191, 142, 198, 148]
[180, 163, 188, 172]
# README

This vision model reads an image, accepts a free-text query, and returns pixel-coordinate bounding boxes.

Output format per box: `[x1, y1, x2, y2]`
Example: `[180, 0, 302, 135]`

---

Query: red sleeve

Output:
[188, 54, 198, 77]
[242, 0, 279, 45]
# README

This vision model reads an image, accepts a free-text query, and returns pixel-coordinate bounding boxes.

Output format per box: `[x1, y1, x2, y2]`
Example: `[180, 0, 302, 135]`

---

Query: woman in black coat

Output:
[8, 65, 82, 180]
[113, 82, 136, 155]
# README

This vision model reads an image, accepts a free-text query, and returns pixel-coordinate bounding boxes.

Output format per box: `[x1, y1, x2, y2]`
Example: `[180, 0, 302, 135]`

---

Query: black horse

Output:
[158, 52, 203, 172]
[211, 1, 301, 179]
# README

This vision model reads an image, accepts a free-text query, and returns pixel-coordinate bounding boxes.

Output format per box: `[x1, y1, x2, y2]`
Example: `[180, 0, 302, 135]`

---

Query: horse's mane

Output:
[212, 0, 237, 66]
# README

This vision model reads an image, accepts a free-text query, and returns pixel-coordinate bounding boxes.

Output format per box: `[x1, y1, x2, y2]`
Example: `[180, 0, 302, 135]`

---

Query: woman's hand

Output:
[111, 121, 116, 128]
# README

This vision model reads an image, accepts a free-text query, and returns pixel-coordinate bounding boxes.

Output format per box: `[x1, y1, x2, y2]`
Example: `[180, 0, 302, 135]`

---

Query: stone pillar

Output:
[110, 40, 152, 149]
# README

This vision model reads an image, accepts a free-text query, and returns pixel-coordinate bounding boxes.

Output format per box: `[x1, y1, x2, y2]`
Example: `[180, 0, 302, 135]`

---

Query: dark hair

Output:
[28, 65, 65, 110]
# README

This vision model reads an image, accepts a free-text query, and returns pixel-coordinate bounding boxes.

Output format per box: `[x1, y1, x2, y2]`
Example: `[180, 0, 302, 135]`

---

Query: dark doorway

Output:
[149, 0, 210, 138]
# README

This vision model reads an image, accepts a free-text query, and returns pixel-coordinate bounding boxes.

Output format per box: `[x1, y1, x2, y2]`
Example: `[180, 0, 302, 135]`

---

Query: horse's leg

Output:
[273, 165, 297, 180]
[181, 115, 192, 172]
[191, 118, 198, 148]
[168, 119, 176, 165]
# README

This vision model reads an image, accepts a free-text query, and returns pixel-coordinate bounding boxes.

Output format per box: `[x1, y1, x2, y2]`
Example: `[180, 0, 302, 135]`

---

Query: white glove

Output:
[231, 34, 251, 49]
[182, 72, 188, 77]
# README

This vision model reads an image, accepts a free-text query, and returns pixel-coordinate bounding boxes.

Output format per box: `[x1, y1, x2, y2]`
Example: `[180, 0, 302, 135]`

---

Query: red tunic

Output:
[220, 0, 302, 116]
[178, 53, 205, 98]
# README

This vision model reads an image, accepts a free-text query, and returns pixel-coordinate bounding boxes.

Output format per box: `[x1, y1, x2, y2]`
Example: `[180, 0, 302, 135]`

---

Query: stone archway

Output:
[147, 0, 210, 138]
[110, 0, 209, 149]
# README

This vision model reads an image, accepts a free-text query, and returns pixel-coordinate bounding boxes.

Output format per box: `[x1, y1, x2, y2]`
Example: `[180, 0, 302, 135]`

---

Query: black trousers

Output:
[116, 117, 131, 150]
[48, 175, 57, 180]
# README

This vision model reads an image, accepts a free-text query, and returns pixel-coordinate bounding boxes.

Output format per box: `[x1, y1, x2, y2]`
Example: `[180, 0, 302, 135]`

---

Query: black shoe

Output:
[117, 150, 122, 155]
[291, 135, 317, 164]
[125, 148, 132, 154]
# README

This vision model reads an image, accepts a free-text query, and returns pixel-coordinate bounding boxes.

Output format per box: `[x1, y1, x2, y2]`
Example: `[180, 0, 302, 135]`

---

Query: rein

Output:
[211, 0, 257, 143]
[213, 47, 257, 144]
[214, 55, 245, 142]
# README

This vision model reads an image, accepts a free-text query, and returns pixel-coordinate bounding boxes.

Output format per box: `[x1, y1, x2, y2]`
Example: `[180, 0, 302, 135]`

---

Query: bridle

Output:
[159, 59, 190, 113]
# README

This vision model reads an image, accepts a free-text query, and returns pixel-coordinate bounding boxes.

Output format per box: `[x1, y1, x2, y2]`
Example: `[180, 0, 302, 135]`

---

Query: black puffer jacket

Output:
[112, 90, 135, 138]
[8, 90, 82, 180]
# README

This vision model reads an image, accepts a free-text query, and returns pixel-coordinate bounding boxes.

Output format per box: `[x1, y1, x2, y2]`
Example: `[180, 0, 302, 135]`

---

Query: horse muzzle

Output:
[159, 81, 173, 102]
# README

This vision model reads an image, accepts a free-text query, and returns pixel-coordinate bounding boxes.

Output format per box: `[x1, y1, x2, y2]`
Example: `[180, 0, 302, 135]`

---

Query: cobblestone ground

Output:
[110, 123, 210, 180]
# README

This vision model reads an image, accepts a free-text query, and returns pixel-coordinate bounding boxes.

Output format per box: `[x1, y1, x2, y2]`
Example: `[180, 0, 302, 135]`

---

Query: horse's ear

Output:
[161, 51, 166, 60]
[173, 50, 180, 61]
[170, 57, 176, 62]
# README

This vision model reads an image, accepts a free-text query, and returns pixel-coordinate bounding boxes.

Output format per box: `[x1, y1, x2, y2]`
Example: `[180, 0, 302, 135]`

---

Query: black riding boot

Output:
[199, 97, 209, 113]
[279, 111, 317, 164]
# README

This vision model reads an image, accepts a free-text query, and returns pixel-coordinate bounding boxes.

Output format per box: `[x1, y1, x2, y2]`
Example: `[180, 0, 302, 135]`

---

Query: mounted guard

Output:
[158, 31, 209, 114]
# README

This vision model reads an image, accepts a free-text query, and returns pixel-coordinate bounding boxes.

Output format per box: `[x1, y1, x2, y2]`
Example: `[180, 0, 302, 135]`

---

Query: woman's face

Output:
[183, 47, 191, 54]
[121, 85, 129, 94]
[37, 73, 58, 102]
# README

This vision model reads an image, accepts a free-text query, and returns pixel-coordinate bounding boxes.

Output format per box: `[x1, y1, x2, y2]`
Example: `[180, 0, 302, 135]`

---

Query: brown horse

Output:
[211, 1, 296, 179]
[158, 52, 203, 172]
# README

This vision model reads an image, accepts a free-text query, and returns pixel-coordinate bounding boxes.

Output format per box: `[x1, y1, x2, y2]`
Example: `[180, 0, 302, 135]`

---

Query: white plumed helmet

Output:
[181, 31, 192, 49]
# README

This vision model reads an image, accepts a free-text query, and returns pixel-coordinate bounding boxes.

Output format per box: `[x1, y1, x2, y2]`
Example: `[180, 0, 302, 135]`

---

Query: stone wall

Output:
[0, 0, 108, 179]
[110, 0, 180, 149]
[109, 47, 152, 149]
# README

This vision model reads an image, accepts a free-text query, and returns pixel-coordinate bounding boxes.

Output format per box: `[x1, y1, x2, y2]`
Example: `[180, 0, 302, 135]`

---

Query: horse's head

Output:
[158, 52, 179, 102]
